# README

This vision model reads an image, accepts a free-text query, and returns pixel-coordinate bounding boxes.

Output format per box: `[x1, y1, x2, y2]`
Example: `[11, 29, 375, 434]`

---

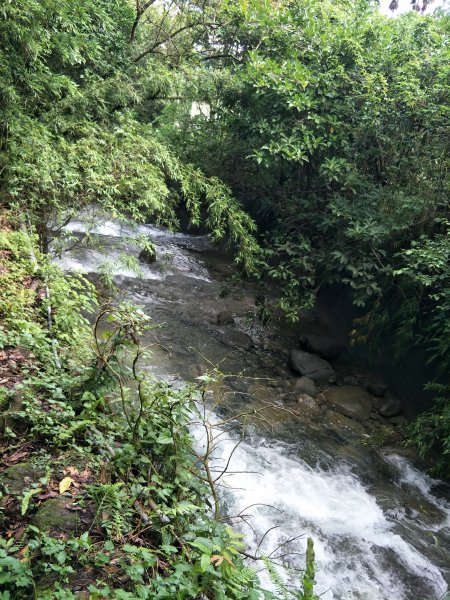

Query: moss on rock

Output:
[32, 497, 83, 534]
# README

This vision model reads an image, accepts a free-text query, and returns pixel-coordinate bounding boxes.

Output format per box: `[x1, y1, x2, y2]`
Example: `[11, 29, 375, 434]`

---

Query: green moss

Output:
[1, 462, 45, 495]
[32, 497, 82, 534]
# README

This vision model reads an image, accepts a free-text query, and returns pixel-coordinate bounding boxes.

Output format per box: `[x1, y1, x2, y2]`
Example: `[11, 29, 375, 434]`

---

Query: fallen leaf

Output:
[59, 476, 74, 494]
[79, 465, 92, 482]
[38, 491, 58, 500]
[6, 450, 29, 464]
[65, 504, 83, 512]
[64, 466, 80, 478]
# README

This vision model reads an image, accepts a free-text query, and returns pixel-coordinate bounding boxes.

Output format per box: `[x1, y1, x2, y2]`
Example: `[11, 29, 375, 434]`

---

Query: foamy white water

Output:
[56, 209, 212, 282]
[196, 428, 449, 600]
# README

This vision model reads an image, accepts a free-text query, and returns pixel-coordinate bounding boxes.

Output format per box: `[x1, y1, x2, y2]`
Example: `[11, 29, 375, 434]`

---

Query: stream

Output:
[57, 209, 450, 600]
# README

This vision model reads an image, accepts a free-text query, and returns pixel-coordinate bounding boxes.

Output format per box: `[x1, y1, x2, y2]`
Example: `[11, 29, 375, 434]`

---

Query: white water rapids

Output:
[203, 432, 450, 599]
[56, 210, 450, 600]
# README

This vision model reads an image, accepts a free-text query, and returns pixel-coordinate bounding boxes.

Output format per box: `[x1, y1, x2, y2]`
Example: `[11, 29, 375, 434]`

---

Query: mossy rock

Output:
[1, 462, 45, 494]
[0, 396, 27, 434]
[32, 497, 86, 534]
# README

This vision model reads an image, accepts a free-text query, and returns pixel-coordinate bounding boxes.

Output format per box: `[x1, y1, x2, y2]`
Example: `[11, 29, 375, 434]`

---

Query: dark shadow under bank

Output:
[315, 284, 443, 418]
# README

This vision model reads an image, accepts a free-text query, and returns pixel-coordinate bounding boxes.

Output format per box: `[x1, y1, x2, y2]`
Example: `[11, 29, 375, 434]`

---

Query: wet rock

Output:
[221, 329, 252, 350]
[138, 246, 156, 264]
[324, 385, 373, 422]
[297, 394, 319, 412]
[32, 497, 89, 534]
[316, 393, 327, 407]
[342, 375, 365, 387]
[290, 350, 336, 382]
[193, 363, 209, 376]
[403, 495, 448, 527]
[323, 410, 367, 438]
[273, 365, 287, 377]
[0, 397, 28, 434]
[300, 333, 343, 359]
[216, 310, 234, 325]
[382, 446, 419, 462]
[365, 418, 382, 433]
[338, 444, 381, 479]
[379, 393, 403, 418]
[386, 415, 408, 426]
[293, 376, 318, 398]
[228, 377, 251, 394]
[367, 378, 388, 398]
[1, 462, 45, 495]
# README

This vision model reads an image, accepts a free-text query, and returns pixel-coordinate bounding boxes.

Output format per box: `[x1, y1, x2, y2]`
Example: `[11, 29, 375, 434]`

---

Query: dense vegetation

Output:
[156, 0, 450, 469]
[0, 223, 318, 598]
[0, 0, 449, 595]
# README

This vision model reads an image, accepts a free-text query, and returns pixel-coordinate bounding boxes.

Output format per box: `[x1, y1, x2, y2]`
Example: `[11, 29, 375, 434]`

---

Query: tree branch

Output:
[133, 21, 208, 63]
[130, 0, 158, 43]
[201, 53, 243, 63]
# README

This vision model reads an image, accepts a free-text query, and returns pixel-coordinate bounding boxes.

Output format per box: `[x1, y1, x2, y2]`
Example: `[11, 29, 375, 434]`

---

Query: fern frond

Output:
[261, 555, 292, 600]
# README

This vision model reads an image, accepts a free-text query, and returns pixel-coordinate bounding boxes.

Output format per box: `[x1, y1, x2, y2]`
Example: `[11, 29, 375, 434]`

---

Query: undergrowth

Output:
[0, 220, 318, 599]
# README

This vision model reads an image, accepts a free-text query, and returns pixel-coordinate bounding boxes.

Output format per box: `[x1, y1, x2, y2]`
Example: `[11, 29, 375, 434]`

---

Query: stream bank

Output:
[56, 209, 450, 600]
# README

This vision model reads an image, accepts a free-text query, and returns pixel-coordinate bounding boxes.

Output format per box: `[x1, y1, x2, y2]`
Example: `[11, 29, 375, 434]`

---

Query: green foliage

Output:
[168, 0, 449, 346]
[3, 0, 449, 593]
[0, 537, 34, 591]
[0, 226, 95, 372]
[302, 537, 317, 600]
[393, 223, 450, 374]
[88, 483, 130, 541]
[0, 0, 259, 268]
[262, 537, 318, 600]
[406, 384, 450, 477]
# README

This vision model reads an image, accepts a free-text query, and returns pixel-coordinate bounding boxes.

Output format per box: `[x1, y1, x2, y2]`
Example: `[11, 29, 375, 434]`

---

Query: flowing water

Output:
[57, 210, 450, 600]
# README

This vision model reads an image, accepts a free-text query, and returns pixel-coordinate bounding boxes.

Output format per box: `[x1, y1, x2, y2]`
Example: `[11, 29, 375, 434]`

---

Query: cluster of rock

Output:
[289, 332, 405, 440]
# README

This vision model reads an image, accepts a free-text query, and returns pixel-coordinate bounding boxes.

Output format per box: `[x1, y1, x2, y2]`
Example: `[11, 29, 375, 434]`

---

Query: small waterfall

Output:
[201, 428, 449, 600]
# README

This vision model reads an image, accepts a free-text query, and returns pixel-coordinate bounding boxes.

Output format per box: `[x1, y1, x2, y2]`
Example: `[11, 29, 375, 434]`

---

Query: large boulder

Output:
[367, 378, 388, 398]
[297, 393, 320, 413]
[0, 396, 27, 434]
[379, 393, 403, 418]
[324, 385, 373, 422]
[386, 415, 407, 426]
[1, 462, 45, 495]
[290, 350, 336, 382]
[300, 333, 343, 359]
[32, 497, 92, 534]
